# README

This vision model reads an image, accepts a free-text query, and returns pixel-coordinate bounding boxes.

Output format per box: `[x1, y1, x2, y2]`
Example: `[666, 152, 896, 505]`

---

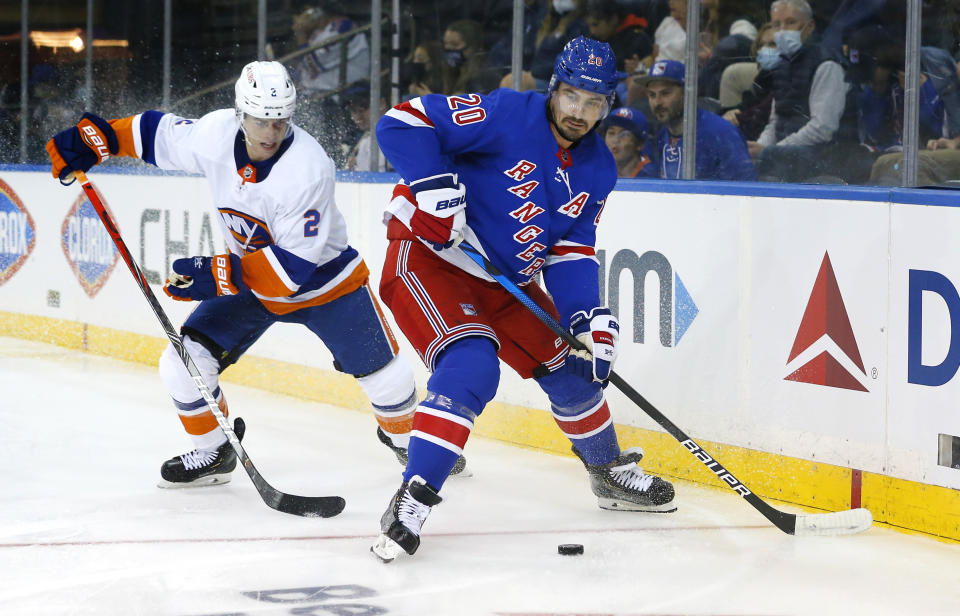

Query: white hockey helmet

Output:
[235, 61, 296, 122]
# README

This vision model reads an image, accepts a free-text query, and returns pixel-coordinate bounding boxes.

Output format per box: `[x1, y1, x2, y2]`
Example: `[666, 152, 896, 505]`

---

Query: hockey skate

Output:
[158, 417, 245, 488]
[370, 475, 442, 563]
[376, 427, 471, 477]
[575, 446, 677, 512]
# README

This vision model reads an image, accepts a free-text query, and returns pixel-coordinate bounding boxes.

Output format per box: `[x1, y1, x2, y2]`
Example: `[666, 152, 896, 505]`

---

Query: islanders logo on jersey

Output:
[219, 207, 273, 253]
[61, 187, 119, 298]
[0, 177, 36, 286]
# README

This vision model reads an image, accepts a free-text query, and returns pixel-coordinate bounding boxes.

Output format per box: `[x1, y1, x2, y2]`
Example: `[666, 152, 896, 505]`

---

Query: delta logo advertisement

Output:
[784, 252, 870, 392]
[0, 177, 36, 286]
[61, 187, 119, 298]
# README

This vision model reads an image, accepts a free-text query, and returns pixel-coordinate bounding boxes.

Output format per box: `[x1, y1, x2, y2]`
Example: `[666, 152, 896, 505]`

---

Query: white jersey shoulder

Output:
[140, 108, 346, 267]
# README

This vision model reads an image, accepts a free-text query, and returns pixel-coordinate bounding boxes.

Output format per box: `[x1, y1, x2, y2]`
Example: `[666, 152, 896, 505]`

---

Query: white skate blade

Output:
[156, 473, 233, 489]
[370, 534, 405, 563]
[598, 496, 677, 513]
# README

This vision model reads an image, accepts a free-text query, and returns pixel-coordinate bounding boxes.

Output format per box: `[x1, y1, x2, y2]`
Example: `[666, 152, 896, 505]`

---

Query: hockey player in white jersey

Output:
[45, 61, 463, 487]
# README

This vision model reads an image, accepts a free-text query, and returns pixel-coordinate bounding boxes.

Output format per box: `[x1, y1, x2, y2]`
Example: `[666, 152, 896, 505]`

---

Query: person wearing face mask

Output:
[441, 19, 501, 95]
[748, 0, 866, 182]
[748, 0, 862, 183]
[720, 23, 777, 142]
[404, 41, 446, 99]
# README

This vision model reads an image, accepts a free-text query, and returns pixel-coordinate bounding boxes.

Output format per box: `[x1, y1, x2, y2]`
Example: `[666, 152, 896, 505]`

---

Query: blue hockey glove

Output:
[163, 254, 247, 302]
[408, 173, 467, 250]
[566, 307, 620, 383]
[45, 112, 119, 185]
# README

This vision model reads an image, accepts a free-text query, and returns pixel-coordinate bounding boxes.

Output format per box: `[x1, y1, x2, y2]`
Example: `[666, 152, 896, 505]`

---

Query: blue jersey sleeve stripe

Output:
[138, 110, 166, 166]
[265, 245, 318, 286]
[293, 246, 362, 296]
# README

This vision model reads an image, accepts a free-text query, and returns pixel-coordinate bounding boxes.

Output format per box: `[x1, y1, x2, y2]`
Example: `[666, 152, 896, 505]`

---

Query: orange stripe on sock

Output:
[178, 398, 229, 435]
[108, 116, 139, 158]
[376, 412, 415, 435]
[179, 411, 219, 435]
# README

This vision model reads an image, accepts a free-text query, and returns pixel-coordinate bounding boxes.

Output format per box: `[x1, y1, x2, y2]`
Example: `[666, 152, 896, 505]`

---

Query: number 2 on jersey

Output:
[303, 210, 320, 236]
[446, 94, 486, 126]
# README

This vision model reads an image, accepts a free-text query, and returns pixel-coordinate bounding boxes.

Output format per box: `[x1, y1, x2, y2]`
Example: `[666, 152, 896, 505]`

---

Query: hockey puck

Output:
[557, 543, 584, 555]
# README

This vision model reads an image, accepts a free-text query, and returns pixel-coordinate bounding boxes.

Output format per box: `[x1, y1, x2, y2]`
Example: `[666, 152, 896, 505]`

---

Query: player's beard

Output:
[546, 99, 597, 144]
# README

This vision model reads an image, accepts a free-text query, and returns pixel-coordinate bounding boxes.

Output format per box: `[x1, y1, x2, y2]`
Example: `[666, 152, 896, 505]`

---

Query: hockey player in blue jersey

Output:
[370, 36, 676, 562]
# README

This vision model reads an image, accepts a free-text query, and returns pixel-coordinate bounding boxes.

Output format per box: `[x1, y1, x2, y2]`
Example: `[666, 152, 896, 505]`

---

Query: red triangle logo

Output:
[785, 252, 867, 391]
[785, 351, 868, 391]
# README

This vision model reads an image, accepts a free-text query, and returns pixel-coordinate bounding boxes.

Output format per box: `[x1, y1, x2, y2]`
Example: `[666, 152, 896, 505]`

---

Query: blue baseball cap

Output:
[638, 60, 685, 86]
[601, 106, 649, 142]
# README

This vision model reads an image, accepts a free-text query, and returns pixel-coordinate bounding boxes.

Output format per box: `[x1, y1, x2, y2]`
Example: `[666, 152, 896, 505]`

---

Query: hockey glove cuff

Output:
[46, 113, 119, 185]
[566, 307, 620, 383]
[408, 173, 467, 250]
[163, 254, 247, 302]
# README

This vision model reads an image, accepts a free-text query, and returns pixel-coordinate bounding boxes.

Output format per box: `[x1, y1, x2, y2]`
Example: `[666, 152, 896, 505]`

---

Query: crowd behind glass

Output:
[2, 0, 960, 186]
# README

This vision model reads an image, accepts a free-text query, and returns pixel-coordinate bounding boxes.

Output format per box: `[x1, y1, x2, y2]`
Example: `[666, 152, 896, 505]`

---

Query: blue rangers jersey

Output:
[377, 88, 617, 325]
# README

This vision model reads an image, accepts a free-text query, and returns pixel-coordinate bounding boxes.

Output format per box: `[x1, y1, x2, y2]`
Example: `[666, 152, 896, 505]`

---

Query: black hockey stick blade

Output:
[458, 240, 872, 536]
[275, 494, 347, 518]
[75, 171, 346, 519]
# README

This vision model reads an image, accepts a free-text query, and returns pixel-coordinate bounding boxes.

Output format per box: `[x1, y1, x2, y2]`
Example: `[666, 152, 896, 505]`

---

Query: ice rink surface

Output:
[1, 336, 958, 616]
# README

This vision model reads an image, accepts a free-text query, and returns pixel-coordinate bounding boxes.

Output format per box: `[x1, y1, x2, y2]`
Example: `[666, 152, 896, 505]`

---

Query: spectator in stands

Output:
[405, 41, 446, 98]
[720, 23, 775, 108]
[721, 23, 777, 142]
[611, 26, 657, 107]
[858, 44, 945, 153]
[585, 0, 653, 53]
[601, 106, 656, 178]
[442, 19, 501, 94]
[291, 3, 370, 96]
[698, 3, 762, 100]
[651, 0, 688, 63]
[642, 60, 756, 181]
[342, 82, 390, 172]
[847, 23, 960, 143]
[530, 0, 588, 82]
[647, 0, 757, 72]
[749, 0, 861, 183]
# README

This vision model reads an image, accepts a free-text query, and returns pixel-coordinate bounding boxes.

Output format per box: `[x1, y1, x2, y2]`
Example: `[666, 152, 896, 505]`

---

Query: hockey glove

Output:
[45, 112, 119, 185]
[408, 173, 467, 250]
[163, 254, 247, 302]
[566, 307, 620, 384]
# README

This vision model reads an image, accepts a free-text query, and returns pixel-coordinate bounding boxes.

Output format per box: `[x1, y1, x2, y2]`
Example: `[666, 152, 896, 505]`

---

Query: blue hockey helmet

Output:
[550, 36, 623, 97]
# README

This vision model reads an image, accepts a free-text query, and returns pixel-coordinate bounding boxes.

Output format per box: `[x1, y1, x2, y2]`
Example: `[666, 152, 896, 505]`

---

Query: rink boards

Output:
[0, 165, 958, 541]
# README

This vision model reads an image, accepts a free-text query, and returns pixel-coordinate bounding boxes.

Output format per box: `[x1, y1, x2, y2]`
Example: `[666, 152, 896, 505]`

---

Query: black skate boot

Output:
[370, 475, 442, 562]
[376, 427, 470, 477]
[574, 446, 676, 512]
[158, 417, 245, 488]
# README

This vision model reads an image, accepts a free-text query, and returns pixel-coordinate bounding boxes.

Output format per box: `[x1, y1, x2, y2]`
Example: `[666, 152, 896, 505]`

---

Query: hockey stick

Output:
[74, 170, 345, 518]
[459, 240, 872, 536]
